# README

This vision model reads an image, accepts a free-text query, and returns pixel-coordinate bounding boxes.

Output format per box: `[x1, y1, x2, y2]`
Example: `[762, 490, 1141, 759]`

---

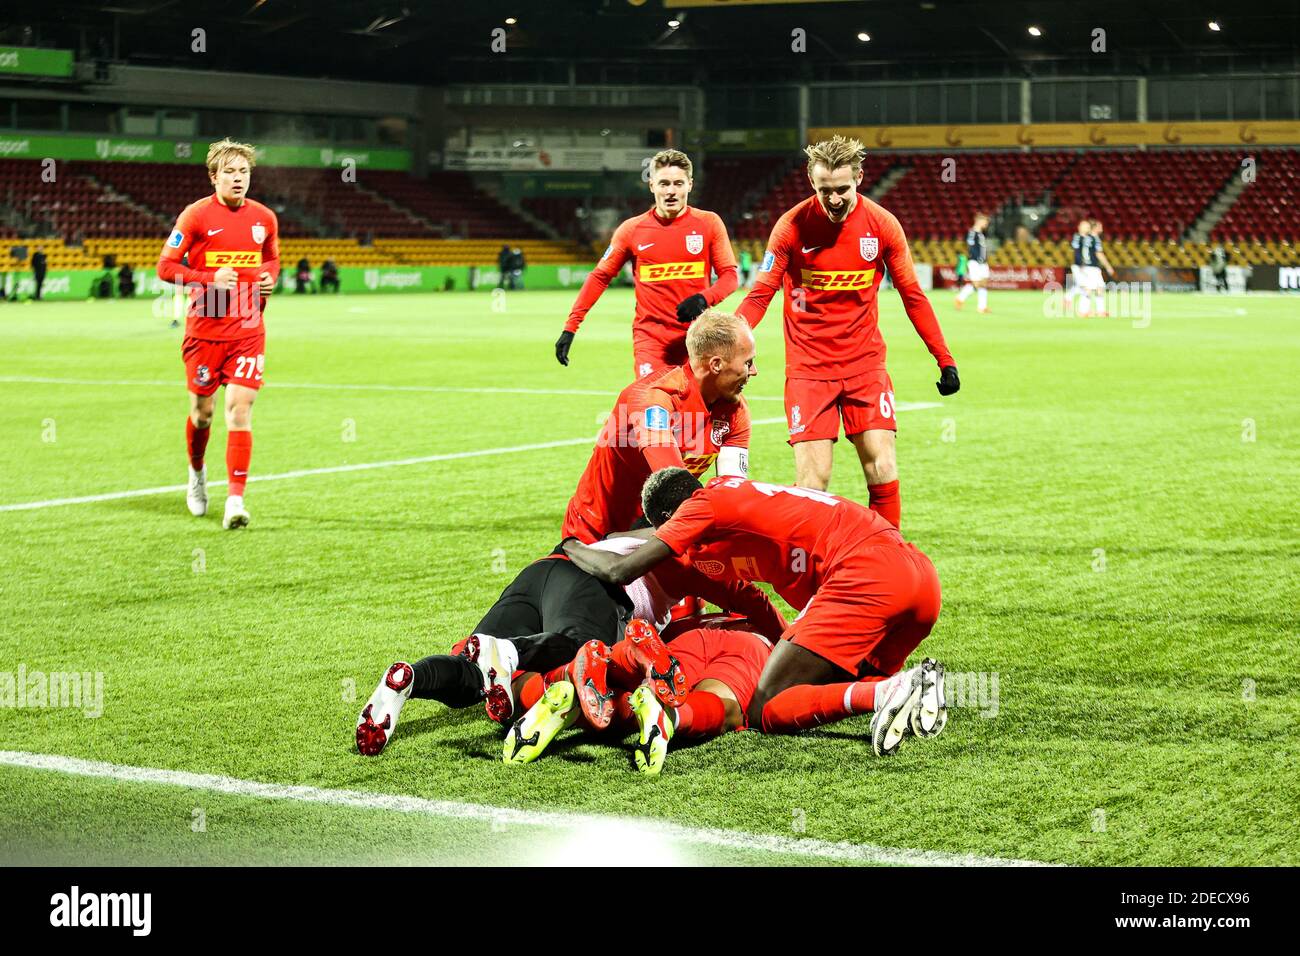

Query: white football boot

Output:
[870, 664, 925, 757]
[186, 465, 208, 516]
[222, 494, 250, 530]
[910, 658, 948, 739]
[463, 634, 519, 723]
[356, 662, 415, 756]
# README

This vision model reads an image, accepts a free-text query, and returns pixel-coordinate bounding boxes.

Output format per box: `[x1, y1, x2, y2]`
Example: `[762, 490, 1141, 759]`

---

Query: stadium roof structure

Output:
[1, 0, 1297, 86]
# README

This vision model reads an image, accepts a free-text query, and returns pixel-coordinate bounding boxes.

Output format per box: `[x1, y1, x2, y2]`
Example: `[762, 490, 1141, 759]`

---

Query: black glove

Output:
[555, 330, 575, 366]
[676, 293, 709, 324]
[936, 365, 960, 396]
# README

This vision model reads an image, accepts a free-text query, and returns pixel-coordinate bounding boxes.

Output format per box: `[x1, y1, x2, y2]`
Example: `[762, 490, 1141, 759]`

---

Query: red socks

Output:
[517, 674, 545, 711]
[758, 680, 883, 734]
[226, 430, 252, 496]
[674, 690, 727, 737]
[868, 480, 900, 529]
[186, 418, 211, 471]
[606, 641, 643, 689]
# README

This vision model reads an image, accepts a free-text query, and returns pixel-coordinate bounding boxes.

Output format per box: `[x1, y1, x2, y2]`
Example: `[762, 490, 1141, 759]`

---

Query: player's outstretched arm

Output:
[734, 217, 793, 328]
[557, 226, 633, 365]
[562, 536, 674, 586]
[880, 213, 959, 395]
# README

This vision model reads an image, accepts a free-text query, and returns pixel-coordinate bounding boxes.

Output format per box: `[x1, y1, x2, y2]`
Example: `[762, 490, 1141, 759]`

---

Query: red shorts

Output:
[183, 332, 266, 397]
[666, 627, 772, 717]
[632, 333, 687, 380]
[784, 538, 940, 677]
[785, 368, 896, 444]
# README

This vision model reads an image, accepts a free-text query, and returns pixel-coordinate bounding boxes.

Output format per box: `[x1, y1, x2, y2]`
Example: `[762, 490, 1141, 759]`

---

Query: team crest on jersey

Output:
[693, 559, 726, 576]
[251, 223, 266, 245]
[710, 419, 730, 445]
[860, 237, 879, 261]
[195, 365, 211, 387]
[685, 232, 703, 255]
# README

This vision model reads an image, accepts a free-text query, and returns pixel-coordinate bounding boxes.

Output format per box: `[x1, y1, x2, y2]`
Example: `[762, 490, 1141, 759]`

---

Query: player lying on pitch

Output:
[504, 617, 772, 773]
[354, 534, 788, 756]
[563, 468, 949, 756]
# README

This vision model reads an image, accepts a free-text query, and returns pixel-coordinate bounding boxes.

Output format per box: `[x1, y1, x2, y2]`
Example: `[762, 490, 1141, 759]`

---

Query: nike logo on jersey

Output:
[207, 229, 224, 236]
[637, 243, 655, 251]
[801, 246, 820, 254]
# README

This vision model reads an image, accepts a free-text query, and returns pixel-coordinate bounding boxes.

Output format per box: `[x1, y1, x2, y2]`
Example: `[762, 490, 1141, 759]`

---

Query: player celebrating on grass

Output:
[736, 135, 958, 529]
[505, 618, 774, 772]
[954, 211, 991, 313]
[158, 139, 279, 529]
[556, 149, 738, 376]
[563, 309, 755, 544]
[563, 468, 948, 757]
[354, 534, 788, 756]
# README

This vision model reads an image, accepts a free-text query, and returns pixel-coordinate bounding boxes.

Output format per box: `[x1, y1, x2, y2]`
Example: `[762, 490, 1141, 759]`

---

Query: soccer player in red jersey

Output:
[735, 135, 960, 530]
[561, 310, 755, 544]
[157, 139, 279, 530]
[556, 149, 738, 377]
[503, 617, 776, 773]
[353, 535, 788, 757]
[563, 468, 949, 756]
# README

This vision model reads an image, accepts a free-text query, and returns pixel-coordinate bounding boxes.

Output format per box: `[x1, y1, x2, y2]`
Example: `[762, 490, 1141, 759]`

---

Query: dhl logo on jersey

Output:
[683, 453, 717, 477]
[206, 251, 262, 268]
[639, 261, 707, 283]
[799, 267, 874, 291]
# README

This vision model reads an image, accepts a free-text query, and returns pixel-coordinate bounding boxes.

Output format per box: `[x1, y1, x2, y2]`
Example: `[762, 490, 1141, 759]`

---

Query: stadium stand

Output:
[4, 148, 1298, 275]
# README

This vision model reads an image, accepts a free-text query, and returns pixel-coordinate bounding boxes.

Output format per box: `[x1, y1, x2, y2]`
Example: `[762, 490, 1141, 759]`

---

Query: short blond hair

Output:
[805, 135, 865, 175]
[686, 309, 750, 360]
[651, 148, 693, 180]
[206, 138, 257, 177]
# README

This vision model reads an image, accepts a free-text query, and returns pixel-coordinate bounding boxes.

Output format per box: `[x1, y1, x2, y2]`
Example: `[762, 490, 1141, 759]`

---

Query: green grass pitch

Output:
[0, 286, 1296, 866]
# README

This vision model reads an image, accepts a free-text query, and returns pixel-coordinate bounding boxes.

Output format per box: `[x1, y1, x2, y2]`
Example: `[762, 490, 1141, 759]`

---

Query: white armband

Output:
[717, 445, 748, 478]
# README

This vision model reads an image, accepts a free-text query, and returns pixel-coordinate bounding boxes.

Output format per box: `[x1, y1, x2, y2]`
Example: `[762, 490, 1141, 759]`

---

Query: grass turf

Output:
[0, 287, 1296, 866]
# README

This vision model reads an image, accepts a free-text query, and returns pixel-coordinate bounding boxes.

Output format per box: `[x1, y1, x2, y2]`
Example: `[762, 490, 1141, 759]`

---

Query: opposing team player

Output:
[563, 468, 949, 757]
[557, 149, 738, 376]
[1086, 218, 1116, 316]
[735, 135, 959, 529]
[354, 533, 788, 756]
[563, 310, 754, 544]
[954, 211, 991, 313]
[1069, 217, 1112, 317]
[158, 139, 279, 529]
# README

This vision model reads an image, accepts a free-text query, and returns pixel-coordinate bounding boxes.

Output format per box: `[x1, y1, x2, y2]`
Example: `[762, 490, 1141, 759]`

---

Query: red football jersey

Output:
[562, 364, 751, 543]
[565, 206, 738, 354]
[654, 476, 901, 611]
[736, 194, 953, 380]
[157, 194, 280, 341]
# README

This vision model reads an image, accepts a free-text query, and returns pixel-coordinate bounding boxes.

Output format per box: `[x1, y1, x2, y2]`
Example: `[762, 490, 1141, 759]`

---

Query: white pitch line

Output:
[0, 436, 595, 512]
[0, 750, 1056, 867]
[0, 406, 947, 514]
[0, 417, 782, 513]
[0, 375, 944, 409]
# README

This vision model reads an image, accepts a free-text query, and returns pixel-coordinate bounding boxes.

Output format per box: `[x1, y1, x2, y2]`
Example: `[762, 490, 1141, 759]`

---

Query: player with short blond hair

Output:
[158, 138, 279, 529]
[557, 148, 739, 377]
[736, 135, 959, 529]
